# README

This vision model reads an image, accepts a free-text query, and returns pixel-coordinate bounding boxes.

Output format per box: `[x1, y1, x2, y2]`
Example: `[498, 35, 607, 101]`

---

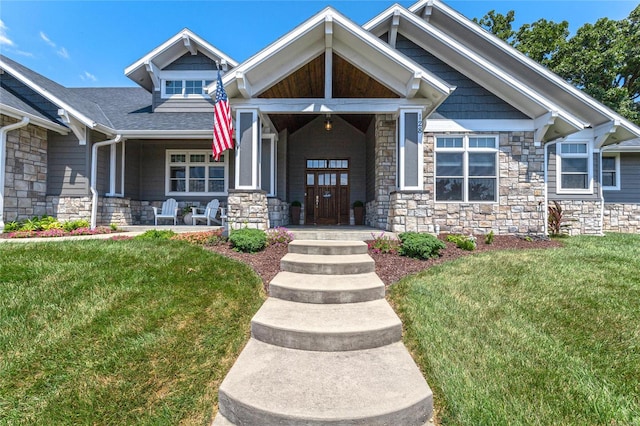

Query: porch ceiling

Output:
[268, 113, 373, 134]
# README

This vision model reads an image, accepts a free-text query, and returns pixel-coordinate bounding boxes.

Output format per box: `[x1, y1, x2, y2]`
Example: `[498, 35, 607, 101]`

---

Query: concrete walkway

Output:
[214, 240, 433, 425]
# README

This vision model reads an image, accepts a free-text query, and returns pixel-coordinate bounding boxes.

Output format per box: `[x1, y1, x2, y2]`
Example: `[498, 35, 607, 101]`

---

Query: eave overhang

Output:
[404, 0, 640, 143]
[0, 103, 69, 134]
[214, 7, 455, 114]
[125, 29, 238, 92]
[119, 129, 214, 139]
[365, 5, 588, 141]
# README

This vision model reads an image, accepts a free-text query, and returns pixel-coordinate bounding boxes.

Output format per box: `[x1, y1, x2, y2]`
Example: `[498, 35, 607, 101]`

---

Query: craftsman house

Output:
[1, 0, 639, 235]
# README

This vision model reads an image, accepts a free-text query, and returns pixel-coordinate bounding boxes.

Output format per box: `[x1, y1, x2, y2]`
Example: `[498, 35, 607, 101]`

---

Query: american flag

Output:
[212, 71, 233, 161]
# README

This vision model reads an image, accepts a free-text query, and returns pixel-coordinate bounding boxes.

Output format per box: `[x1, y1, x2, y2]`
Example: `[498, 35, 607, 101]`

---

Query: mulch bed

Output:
[207, 235, 562, 290]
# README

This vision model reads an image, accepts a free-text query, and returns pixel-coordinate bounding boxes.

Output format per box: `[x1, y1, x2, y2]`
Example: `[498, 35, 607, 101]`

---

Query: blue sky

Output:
[0, 0, 637, 88]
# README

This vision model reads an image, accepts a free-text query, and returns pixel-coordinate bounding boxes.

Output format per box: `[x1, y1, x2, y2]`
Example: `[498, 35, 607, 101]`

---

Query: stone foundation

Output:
[47, 196, 92, 222]
[268, 198, 289, 228]
[100, 197, 133, 226]
[388, 191, 436, 234]
[552, 199, 603, 236]
[227, 189, 269, 230]
[2, 117, 48, 222]
[603, 203, 640, 234]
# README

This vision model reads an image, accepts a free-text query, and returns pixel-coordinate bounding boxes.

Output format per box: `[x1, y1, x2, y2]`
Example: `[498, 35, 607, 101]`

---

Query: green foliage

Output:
[134, 229, 176, 240]
[368, 232, 400, 254]
[485, 230, 495, 245]
[229, 228, 267, 253]
[266, 227, 294, 246]
[62, 219, 90, 232]
[474, 5, 640, 125]
[290, 200, 301, 207]
[352, 200, 364, 208]
[3, 221, 20, 232]
[447, 234, 477, 251]
[171, 229, 226, 246]
[109, 223, 118, 231]
[398, 232, 446, 260]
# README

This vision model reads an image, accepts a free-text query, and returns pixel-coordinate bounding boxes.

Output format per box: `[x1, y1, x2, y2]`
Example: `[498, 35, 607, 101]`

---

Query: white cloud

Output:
[57, 47, 69, 59]
[39, 31, 55, 47]
[0, 20, 15, 46]
[15, 50, 34, 57]
[80, 71, 97, 82]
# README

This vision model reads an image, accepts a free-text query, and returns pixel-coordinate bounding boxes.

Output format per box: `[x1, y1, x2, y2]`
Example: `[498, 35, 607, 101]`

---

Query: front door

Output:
[305, 159, 350, 225]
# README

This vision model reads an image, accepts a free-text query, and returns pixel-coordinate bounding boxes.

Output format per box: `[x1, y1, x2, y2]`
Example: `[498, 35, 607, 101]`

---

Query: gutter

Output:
[90, 135, 122, 229]
[0, 117, 30, 233]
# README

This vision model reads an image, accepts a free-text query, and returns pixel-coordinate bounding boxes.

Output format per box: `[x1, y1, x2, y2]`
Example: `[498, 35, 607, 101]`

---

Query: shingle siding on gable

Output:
[163, 52, 218, 71]
[394, 35, 528, 120]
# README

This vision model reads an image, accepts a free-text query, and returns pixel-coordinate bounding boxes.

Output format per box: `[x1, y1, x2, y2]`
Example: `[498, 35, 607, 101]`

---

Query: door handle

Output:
[315, 195, 319, 209]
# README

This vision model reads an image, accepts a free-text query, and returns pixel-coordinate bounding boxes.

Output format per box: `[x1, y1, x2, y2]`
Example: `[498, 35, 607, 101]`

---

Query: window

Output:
[435, 135, 498, 202]
[557, 142, 592, 192]
[166, 150, 227, 195]
[601, 153, 620, 190]
[162, 79, 213, 98]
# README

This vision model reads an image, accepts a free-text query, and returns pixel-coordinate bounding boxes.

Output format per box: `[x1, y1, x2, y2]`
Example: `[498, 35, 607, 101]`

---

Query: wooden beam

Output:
[325, 16, 333, 100]
[406, 72, 421, 99]
[534, 111, 557, 143]
[235, 72, 251, 98]
[594, 120, 620, 148]
[230, 98, 432, 113]
[144, 61, 160, 88]
[182, 34, 197, 55]
[422, 0, 434, 23]
[389, 10, 400, 48]
[57, 109, 86, 145]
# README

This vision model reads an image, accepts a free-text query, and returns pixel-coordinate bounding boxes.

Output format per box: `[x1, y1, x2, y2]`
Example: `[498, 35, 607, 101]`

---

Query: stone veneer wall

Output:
[47, 196, 133, 225]
[388, 132, 547, 235]
[603, 203, 640, 233]
[556, 200, 604, 236]
[367, 114, 396, 230]
[267, 198, 289, 228]
[3, 117, 48, 222]
[227, 189, 269, 230]
[46, 196, 91, 222]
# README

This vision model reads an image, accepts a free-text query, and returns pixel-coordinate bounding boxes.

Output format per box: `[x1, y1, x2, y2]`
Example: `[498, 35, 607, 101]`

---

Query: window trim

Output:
[434, 134, 499, 203]
[601, 152, 621, 191]
[556, 141, 593, 194]
[261, 134, 277, 197]
[165, 149, 229, 196]
[159, 71, 217, 99]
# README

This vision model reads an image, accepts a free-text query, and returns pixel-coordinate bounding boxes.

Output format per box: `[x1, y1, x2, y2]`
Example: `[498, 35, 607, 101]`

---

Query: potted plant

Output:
[182, 204, 194, 225]
[290, 201, 301, 225]
[353, 200, 364, 225]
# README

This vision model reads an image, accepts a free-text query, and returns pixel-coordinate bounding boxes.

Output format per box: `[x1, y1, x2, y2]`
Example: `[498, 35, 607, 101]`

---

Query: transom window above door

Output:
[307, 159, 349, 169]
[166, 150, 228, 195]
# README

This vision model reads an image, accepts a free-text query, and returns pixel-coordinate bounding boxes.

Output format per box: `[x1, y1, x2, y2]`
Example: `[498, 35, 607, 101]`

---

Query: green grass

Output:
[0, 239, 264, 425]
[390, 233, 640, 425]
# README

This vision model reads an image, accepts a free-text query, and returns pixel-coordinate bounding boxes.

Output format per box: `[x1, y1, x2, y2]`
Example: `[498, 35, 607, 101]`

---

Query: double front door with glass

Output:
[305, 159, 349, 225]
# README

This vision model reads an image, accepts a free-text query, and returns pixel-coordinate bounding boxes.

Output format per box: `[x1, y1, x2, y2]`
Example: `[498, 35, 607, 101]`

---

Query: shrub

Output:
[368, 232, 400, 254]
[446, 234, 477, 251]
[134, 230, 176, 240]
[353, 200, 364, 208]
[485, 230, 495, 245]
[229, 228, 267, 253]
[290, 200, 302, 207]
[62, 219, 90, 232]
[171, 230, 226, 246]
[548, 201, 569, 236]
[4, 221, 20, 232]
[266, 227, 294, 246]
[398, 232, 446, 260]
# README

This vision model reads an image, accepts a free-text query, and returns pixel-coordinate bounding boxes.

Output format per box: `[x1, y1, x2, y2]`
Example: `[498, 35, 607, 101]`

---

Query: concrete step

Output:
[251, 298, 402, 351]
[281, 253, 375, 275]
[288, 239, 368, 255]
[214, 339, 433, 425]
[288, 228, 397, 242]
[269, 271, 385, 304]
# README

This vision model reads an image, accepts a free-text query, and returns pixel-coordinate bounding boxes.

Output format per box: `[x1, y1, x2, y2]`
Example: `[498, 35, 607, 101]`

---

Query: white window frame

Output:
[556, 141, 593, 194]
[159, 71, 216, 99]
[601, 152, 620, 191]
[434, 134, 499, 203]
[397, 109, 424, 190]
[165, 150, 228, 196]
[261, 134, 277, 197]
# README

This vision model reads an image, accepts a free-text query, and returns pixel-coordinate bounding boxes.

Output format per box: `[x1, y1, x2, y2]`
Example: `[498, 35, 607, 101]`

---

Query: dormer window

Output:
[161, 79, 213, 98]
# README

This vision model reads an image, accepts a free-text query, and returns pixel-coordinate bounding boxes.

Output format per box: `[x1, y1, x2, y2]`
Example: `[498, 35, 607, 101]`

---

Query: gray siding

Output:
[47, 131, 89, 196]
[125, 143, 140, 199]
[604, 153, 640, 203]
[163, 52, 217, 71]
[277, 129, 288, 199]
[395, 34, 528, 120]
[134, 140, 232, 203]
[365, 119, 375, 202]
[547, 144, 600, 201]
[288, 115, 366, 206]
[152, 91, 214, 112]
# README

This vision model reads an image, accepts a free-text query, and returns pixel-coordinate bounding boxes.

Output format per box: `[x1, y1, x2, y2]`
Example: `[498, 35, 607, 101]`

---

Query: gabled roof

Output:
[125, 28, 238, 92]
[364, 0, 640, 144]
[219, 7, 455, 114]
[0, 54, 113, 132]
[0, 86, 69, 133]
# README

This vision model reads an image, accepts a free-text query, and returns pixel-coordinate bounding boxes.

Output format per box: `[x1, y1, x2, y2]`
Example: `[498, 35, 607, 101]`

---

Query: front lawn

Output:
[390, 233, 640, 425]
[0, 239, 264, 424]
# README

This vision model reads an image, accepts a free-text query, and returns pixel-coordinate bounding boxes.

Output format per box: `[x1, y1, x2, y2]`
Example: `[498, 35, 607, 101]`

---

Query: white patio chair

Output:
[152, 198, 178, 226]
[191, 199, 225, 226]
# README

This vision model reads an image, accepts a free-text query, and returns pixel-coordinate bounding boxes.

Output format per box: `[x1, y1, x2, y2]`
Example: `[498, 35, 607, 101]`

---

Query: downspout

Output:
[0, 117, 30, 233]
[90, 135, 122, 229]
[598, 150, 605, 236]
[543, 140, 559, 237]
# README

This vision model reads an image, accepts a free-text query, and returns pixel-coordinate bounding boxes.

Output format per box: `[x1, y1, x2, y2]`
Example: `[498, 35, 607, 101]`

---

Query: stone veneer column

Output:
[369, 114, 396, 231]
[2, 116, 48, 222]
[557, 200, 604, 236]
[227, 189, 270, 230]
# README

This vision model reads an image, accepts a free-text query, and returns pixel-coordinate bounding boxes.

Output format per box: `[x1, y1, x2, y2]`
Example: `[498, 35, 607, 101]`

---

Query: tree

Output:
[473, 6, 640, 125]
